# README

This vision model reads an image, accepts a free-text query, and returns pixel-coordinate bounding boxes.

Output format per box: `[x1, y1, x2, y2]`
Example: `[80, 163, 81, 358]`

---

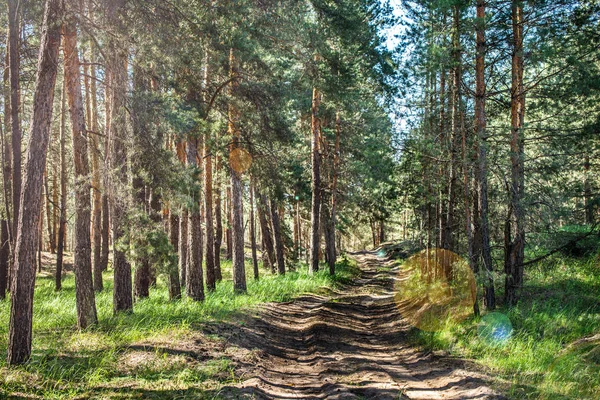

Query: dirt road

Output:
[211, 251, 504, 399]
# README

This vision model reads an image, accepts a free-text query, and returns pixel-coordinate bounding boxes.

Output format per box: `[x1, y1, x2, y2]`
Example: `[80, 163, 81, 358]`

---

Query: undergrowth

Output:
[410, 253, 600, 400]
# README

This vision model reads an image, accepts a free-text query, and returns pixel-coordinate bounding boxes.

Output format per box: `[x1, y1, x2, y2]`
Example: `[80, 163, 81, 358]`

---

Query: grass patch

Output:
[409, 253, 600, 399]
[0, 255, 359, 399]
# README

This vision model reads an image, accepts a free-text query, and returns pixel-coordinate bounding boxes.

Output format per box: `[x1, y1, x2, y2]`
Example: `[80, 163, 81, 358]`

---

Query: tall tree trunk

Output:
[213, 145, 223, 281]
[86, 43, 103, 292]
[474, 0, 494, 311]
[445, 5, 462, 252]
[169, 211, 182, 300]
[2, 49, 13, 258]
[328, 111, 341, 274]
[229, 48, 246, 292]
[204, 60, 215, 292]
[0, 220, 8, 299]
[505, 0, 525, 306]
[44, 168, 54, 253]
[293, 198, 300, 260]
[179, 209, 188, 288]
[132, 65, 150, 300]
[52, 161, 58, 251]
[56, 76, 67, 292]
[309, 81, 322, 273]
[7, 0, 62, 365]
[100, 189, 109, 272]
[186, 134, 204, 301]
[106, 0, 132, 313]
[257, 192, 275, 272]
[250, 182, 259, 280]
[226, 186, 232, 260]
[63, 8, 98, 326]
[174, 139, 188, 288]
[584, 155, 593, 224]
[8, 0, 22, 255]
[270, 198, 285, 275]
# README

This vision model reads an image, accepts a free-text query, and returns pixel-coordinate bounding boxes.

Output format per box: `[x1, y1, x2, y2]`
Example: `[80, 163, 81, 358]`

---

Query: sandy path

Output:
[211, 251, 505, 399]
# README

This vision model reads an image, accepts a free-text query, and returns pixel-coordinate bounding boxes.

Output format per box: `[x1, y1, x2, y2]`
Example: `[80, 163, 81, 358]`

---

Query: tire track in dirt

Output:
[210, 251, 505, 399]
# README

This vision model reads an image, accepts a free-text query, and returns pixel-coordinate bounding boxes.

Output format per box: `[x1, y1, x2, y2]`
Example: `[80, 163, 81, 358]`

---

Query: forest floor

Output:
[209, 251, 504, 399]
[0, 250, 509, 399]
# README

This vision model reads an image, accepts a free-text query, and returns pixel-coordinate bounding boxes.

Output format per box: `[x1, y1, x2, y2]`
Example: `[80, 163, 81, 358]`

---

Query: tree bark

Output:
[2, 49, 13, 260]
[44, 167, 55, 253]
[584, 155, 593, 224]
[132, 65, 150, 300]
[86, 43, 103, 292]
[56, 71, 67, 292]
[226, 185, 232, 260]
[106, 0, 132, 313]
[213, 145, 223, 281]
[505, 0, 526, 306]
[169, 211, 182, 300]
[0, 220, 8, 299]
[328, 112, 341, 274]
[257, 191, 275, 272]
[203, 64, 215, 292]
[7, 0, 62, 365]
[179, 209, 188, 289]
[474, 0, 494, 311]
[309, 83, 322, 273]
[8, 0, 22, 254]
[186, 135, 204, 301]
[270, 198, 285, 275]
[250, 182, 259, 280]
[63, 7, 98, 327]
[229, 48, 246, 292]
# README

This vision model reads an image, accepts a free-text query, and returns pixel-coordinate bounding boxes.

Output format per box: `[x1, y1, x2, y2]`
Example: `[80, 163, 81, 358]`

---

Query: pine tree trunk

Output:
[56, 76, 67, 292]
[0, 220, 8, 299]
[226, 186, 232, 260]
[132, 66, 150, 300]
[186, 134, 204, 301]
[309, 84, 322, 273]
[44, 168, 54, 253]
[106, 0, 132, 313]
[168, 211, 182, 300]
[474, 0, 493, 311]
[328, 112, 341, 274]
[8, 0, 22, 253]
[506, 0, 525, 306]
[63, 9, 98, 327]
[257, 192, 275, 272]
[445, 5, 463, 252]
[7, 0, 62, 365]
[100, 191, 109, 272]
[229, 48, 246, 292]
[213, 149, 223, 281]
[250, 182, 259, 280]
[86, 43, 103, 292]
[293, 199, 300, 260]
[270, 198, 285, 275]
[2, 50, 13, 258]
[179, 209, 188, 289]
[0, 219, 10, 300]
[204, 124, 215, 291]
[584, 155, 593, 224]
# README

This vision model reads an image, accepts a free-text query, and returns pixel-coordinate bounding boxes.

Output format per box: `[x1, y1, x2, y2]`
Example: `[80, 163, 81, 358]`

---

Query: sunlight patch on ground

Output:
[394, 248, 476, 332]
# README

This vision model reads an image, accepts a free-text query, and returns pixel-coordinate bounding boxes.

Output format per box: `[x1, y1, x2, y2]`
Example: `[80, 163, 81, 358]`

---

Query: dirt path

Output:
[210, 251, 505, 399]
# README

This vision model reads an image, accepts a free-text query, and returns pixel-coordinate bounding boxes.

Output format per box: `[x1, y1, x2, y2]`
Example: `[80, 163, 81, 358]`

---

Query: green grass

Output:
[409, 253, 600, 400]
[0, 255, 359, 399]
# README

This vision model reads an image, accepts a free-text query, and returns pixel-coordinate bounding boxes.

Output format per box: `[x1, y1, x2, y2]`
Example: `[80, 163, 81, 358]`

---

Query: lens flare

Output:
[394, 248, 476, 332]
[376, 249, 387, 258]
[229, 148, 252, 174]
[478, 312, 513, 346]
